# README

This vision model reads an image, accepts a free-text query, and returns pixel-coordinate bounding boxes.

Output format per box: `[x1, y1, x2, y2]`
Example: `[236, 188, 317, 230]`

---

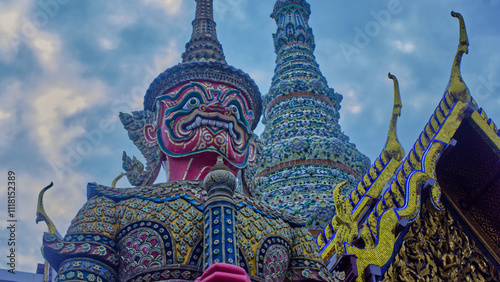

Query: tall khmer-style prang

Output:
[247, 0, 370, 230]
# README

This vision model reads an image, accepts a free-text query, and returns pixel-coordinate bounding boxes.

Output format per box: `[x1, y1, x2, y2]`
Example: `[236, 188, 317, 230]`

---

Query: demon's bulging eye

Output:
[230, 105, 239, 115]
[183, 97, 200, 109]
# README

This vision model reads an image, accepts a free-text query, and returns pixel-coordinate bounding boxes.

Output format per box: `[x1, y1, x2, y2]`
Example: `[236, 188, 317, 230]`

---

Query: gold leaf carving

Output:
[381, 199, 500, 281]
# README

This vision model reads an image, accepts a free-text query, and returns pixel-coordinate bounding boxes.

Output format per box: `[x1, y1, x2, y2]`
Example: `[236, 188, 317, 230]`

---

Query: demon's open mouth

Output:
[181, 115, 241, 140]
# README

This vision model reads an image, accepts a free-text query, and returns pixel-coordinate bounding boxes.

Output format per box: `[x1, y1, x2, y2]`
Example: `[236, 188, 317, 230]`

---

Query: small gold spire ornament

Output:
[36, 182, 58, 235]
[447, 11, 471, 103]
[384, 73, 405, 161]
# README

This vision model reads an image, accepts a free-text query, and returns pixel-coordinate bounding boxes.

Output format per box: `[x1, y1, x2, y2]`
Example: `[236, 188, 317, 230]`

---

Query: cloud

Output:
[145, 0, 183, 16]
[107, 5, 138, 28]
[33, 88, 86, 151]
[248, 70, 272, 93]
[0, 80, 22, 149]
[95, 2, 142, 51]
[0, 110, 10, 121]
[393, 40, 415, 53]
[0, 1, 30, 61]
[98, 37, 118, 50]
[151, 40, 183, 71]
[30, 77, 108, 160]
[342, 88, 363, 114]
[0, 7, 20, 34]
[32, 32, 61, 71]
[214, 0, 247, 21]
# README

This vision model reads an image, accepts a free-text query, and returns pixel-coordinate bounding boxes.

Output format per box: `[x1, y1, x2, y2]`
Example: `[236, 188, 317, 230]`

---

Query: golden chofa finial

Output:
[384, 73, 405, 161]
[112, 172, 124, 188]
[36, 182, 58, 235]
[447, 11, 471, 103]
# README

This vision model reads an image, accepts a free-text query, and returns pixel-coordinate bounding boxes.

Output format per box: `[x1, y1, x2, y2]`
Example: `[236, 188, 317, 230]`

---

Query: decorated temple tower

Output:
[250, 0, 370, 229]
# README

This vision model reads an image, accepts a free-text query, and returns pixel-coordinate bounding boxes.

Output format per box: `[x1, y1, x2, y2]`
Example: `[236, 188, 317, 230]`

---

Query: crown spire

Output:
[182, 0, 226, 64]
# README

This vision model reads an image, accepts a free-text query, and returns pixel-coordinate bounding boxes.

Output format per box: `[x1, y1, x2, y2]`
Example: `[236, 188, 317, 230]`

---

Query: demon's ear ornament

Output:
[248, 138, 257, 163]
[143, 123, 158, 144]
[241, 134, 263, 197]
[119, 110, 162, 186]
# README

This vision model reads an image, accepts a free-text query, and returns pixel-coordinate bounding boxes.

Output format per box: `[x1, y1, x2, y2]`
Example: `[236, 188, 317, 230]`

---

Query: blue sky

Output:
[0, 0, 499, 273]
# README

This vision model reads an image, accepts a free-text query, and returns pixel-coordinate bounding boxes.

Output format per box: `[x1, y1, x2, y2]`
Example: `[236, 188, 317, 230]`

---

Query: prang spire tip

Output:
[181, 0, 226, 64]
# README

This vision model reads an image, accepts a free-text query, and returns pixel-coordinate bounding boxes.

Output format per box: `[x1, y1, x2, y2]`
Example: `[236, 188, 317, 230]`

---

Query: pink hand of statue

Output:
[195, 263, 251, 282]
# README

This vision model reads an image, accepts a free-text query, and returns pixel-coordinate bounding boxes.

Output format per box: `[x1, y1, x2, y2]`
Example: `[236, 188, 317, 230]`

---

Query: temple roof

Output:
[318, 11, 500, 279]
